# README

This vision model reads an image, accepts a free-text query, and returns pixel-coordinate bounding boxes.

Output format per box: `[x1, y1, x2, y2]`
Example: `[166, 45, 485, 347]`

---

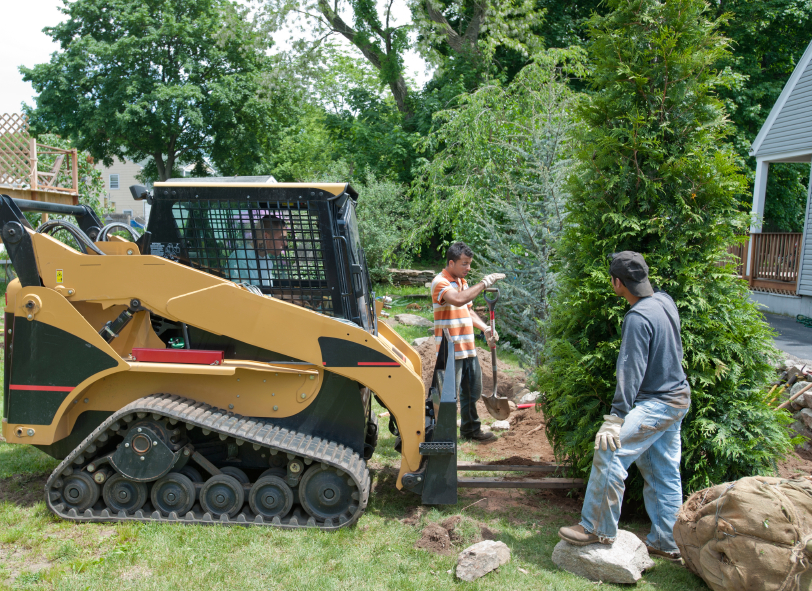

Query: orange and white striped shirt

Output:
[432, 269, 477, 360]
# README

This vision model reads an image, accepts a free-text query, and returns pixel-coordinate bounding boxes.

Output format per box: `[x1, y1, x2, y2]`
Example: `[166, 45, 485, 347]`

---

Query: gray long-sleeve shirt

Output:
[611, 291, 690, 419]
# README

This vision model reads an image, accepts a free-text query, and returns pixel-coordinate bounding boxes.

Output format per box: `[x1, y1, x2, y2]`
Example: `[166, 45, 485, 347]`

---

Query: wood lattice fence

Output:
[0, 113, 78, 197]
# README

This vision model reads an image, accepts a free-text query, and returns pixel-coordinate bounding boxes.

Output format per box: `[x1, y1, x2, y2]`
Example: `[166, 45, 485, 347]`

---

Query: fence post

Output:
[29, 137, 38, 190]
[71, 148, 79, 203]
[749, 233, 757, 287]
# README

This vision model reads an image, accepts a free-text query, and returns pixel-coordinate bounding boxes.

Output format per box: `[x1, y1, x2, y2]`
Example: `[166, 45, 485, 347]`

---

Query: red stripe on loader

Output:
[10, 385, 75, 392]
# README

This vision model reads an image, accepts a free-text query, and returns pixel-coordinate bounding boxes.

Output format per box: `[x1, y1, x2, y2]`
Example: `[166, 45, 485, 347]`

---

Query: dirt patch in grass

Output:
[415, 522, 455, 555]
[0, 472, 48, 507]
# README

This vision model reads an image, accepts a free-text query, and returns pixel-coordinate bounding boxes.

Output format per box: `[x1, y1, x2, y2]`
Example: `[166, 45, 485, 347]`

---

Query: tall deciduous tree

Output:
[21, 0, 274, 181]
[714, 0, 812, 232]
[539, 0, 795, 496]
[263, 0, 542, 118]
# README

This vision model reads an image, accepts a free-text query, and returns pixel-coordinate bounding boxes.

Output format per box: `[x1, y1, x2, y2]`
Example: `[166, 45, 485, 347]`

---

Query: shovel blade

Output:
[483, 394, 511, 420]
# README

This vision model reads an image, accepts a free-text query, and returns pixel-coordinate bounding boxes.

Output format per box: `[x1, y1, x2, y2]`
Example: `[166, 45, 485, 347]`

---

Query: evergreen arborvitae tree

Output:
[538, 0, 795, 495]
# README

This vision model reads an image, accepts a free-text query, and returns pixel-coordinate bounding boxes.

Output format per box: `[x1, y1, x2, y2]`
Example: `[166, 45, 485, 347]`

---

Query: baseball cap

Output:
[609, 251, 654, 298]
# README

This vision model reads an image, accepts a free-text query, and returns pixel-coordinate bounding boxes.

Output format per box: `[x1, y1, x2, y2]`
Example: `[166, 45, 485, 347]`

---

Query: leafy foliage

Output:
[319, 161, 411, 282]
[713, 0, 812, 232]
[537, 0, 794, 496]
[407, 54, 583, 364]
[21, 0, 274, 180]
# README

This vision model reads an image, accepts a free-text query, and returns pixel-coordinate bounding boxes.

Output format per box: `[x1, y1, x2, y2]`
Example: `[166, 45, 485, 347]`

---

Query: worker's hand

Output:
[481, 273, 506, 288]
[594, 415, 624, 452]
[484, 327, 499, 347]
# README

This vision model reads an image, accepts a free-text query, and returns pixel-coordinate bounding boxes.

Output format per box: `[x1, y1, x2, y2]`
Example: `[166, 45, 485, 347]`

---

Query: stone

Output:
[412, 337, 432, 347]
[512, 383, 526, 396]
[394, 314, 433, 328]
[551, 529, 655, 584]
[491, 420, 510, 431]
[789, 421, 811, 440]
[480, 424, 491, 433]
[519, 391, 540, 405]
[455, 540, 511, 582]
[516, 388, 531, 400]
[508, 401, 517, 412]
[799, 409, 812, 430]
[790, 382, 810, 398]
[804, 392, 812, 409]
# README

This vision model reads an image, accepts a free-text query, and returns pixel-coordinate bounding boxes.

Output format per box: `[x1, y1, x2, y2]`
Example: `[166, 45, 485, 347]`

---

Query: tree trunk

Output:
[317, 0, 413, 118]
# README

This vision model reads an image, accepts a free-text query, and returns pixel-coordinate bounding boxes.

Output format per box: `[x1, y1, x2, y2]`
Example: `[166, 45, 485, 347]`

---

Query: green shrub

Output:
[538, 0, 795, 496]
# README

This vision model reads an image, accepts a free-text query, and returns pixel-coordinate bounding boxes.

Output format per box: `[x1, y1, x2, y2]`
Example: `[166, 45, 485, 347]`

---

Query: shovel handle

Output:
[483, 288, 499, 397]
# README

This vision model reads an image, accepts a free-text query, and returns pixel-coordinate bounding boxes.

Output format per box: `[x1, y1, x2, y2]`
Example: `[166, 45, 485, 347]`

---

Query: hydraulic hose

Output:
[36, 219, 106, 256]
[98, 222, 141, 242]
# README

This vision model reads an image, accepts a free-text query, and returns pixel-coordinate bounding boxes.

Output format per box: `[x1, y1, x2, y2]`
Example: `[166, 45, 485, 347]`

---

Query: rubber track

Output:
[44, 394, 370, 530]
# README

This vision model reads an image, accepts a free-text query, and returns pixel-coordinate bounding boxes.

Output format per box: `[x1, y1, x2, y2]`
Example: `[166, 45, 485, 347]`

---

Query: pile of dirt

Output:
[414, 341, 526, 399]
[414, 516, 462, 555]
[475, 405, 556, 463]
[776, 446, 812, 479]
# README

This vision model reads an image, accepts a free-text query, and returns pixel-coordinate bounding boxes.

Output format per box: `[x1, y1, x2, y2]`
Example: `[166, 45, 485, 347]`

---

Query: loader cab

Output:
[144, 179, 374, 330]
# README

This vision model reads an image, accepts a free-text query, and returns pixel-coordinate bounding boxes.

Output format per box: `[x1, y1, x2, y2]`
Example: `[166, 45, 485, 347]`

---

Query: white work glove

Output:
[481, 273, 506, 288]
[483, 327, 499, 347]
[594, 415, 624, 452]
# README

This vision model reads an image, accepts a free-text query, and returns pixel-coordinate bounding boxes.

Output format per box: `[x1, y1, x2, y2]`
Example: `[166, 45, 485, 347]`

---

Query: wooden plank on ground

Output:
[456, 462, 563, 473]
[457, 477, 585, 489]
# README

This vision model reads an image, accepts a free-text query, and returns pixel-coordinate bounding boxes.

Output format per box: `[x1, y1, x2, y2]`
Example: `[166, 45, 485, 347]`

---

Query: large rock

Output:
[491, 420, 510, 431]
[395, 314, 433, 328]
[456, 540, 511, 582]
[519, 392, 539, 405]
[552, 530, 654, 584]
[799, 409, 812, 430]
[412, 336, 432, 347]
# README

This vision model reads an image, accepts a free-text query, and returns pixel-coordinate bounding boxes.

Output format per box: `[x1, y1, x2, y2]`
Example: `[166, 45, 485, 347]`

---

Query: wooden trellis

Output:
[0, 113, 79, 204]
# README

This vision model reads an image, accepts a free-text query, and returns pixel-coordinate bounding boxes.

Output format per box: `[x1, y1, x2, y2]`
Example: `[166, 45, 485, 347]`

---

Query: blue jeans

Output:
[456, 356, 483, 438]
[580, 399, 689, 553]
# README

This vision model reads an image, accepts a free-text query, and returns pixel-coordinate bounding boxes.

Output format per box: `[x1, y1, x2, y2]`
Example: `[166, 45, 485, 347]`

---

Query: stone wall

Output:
[388, 268, 437, 286]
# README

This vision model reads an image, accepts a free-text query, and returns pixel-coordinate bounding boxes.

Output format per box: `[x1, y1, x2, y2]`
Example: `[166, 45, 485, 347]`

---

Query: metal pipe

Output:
[11, 197, 88, 216]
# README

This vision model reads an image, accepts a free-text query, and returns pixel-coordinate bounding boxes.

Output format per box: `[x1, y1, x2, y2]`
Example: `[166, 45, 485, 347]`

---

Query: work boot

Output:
[558, 524, 610, 546]
[464, 430, 495, 442]
[645, 545, 682, 562]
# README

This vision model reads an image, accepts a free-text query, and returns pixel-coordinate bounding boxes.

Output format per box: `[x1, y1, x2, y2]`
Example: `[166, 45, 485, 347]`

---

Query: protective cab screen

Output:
[169, 198, 337, 316]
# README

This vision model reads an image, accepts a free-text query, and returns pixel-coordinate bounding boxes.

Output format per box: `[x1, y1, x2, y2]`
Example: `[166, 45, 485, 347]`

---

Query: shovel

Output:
[482, 288, 511, 420]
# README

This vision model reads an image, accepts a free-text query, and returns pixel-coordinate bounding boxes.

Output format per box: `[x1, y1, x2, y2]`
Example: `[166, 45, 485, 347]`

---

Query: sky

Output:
[0, 0, 431, 115]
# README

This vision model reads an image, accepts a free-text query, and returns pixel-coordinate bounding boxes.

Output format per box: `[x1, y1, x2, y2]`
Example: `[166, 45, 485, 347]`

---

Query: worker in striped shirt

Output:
[431, 242, 505, 441]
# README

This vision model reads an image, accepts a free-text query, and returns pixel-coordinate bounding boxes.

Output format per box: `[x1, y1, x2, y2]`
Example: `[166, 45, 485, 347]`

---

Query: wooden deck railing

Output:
[727, 233, 802, 295]
[0, 113, 79, 204]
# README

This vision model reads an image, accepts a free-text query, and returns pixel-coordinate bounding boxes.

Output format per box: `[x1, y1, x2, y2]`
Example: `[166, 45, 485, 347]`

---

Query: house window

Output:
[123, 209, 133, 216]
[109, 174, 119, 189]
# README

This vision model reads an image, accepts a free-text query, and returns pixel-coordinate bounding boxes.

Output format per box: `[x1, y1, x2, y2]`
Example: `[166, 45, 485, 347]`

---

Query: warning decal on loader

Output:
[56, 269, 63, 283]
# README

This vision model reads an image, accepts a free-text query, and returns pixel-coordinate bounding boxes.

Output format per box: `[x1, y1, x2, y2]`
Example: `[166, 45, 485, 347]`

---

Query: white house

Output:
[747, 37, 812, 317]
[97, 157, 149, 220]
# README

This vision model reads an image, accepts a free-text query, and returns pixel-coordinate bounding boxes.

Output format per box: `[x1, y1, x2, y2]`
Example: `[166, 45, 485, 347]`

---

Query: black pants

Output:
[456, 356, 483, 438]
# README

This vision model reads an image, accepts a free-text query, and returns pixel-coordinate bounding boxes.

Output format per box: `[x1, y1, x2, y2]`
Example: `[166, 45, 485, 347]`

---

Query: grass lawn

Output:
[0, 288, 708, 590]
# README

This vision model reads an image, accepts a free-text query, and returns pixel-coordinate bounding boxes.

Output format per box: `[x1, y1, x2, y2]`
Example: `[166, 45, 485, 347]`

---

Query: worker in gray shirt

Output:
[558, 251, 690, 561]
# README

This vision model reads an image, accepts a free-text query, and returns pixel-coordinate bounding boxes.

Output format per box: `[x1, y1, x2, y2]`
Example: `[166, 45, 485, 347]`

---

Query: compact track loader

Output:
[0, 178, 577, 530]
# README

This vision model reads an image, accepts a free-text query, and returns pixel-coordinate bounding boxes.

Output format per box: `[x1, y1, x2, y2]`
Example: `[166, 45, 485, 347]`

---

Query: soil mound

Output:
[415, 522, 454, 555]
[476, 406, 556, 463]
[415, 341, 525, 399]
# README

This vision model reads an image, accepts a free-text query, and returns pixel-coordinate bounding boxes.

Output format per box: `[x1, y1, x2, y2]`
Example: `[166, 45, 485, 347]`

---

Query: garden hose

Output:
[798, 315, 812, 329]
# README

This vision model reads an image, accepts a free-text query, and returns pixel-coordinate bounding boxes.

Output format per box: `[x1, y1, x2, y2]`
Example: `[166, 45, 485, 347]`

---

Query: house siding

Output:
[759, 63, 812, 157]
[97, 158, 148, 218]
